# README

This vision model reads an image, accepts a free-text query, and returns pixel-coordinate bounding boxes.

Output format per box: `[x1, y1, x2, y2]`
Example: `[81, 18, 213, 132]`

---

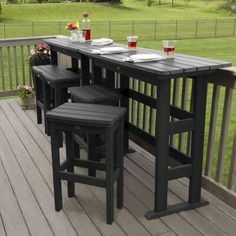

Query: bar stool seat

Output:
[69, 85, 121, 156]
[33, 65, 80, 134]
[47, 102, 126, 224]
[68, 85, 121, 105]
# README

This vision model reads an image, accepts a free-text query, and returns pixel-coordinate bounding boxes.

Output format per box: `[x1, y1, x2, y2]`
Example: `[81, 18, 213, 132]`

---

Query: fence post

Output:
[154, 20, 157, 40]
[214, 19, 218, 37]
[3, 23, 6, 39]
[195, 20, 198, 38]
[59, 21, 61, 34]
[233, 19, 236, 36]
[32, 22, 35, 37]
[109, 21, 111, 38]
[175, 20, 178, 39]
[132, 20, 134, 35]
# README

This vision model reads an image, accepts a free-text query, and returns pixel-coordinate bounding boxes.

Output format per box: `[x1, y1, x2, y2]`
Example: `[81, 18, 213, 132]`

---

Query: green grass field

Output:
[0, 0, 234, 23]
[0, 0, 236, 188]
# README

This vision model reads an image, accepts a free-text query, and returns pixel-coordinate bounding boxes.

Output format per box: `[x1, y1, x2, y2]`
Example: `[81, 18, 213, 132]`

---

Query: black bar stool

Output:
[32, 65, 80, 134]
[47, 102, 126, 224]
[68, 85, 122, 169]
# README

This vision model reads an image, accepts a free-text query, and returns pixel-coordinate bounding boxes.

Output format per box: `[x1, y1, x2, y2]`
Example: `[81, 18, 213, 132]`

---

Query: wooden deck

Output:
[0, 98, 236, 236]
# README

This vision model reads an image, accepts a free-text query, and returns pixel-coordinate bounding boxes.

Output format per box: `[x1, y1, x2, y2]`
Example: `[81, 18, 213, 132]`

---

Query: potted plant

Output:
[17, 85, 35, 110]
[29, 43, 51, 88]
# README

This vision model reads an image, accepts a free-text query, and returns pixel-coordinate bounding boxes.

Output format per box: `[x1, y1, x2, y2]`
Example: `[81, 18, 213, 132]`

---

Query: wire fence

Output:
[1, 18, 236, 40]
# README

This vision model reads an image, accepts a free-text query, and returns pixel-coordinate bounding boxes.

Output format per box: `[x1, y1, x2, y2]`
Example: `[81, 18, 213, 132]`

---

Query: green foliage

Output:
[146, 0, 154, 7]
[221, 0, 236, 13]
[7, 0, 18, 3]
[17, 85, 35, 99]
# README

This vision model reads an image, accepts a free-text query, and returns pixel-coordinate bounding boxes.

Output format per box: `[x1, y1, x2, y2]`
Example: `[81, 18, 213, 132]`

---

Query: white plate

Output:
[91, 38, 113, 46]
[130, 54, 163, 61]
[101, 47, 126, 53]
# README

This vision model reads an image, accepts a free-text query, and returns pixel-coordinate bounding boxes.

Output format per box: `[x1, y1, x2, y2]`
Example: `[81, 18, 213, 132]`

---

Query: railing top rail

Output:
[0, 35, 60, 47]
[209, 67, 236, 89]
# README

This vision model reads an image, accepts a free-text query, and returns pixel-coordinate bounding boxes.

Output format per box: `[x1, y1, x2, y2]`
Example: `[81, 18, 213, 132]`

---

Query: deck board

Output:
[0, 160, 30, 236]
[0, 98, 235, 236]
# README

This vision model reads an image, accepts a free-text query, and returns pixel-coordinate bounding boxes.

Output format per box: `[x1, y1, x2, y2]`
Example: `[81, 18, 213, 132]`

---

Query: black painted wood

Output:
[68, 85, 121, 104]
[44, 37, 231, 220]
[47, 102, 126, 224]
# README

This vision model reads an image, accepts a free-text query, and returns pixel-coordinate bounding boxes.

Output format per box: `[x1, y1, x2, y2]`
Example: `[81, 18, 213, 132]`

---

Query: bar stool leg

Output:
[54, 87, 63, 147]
[35, 75, 42, 124]
[117, 119, 124, 209]
[65, 131, 75, 198]
[44, 82, 51, 135]
[106, 128, 114, 224]
[50, 125, 63, 211]
[88, 134, 96, 176]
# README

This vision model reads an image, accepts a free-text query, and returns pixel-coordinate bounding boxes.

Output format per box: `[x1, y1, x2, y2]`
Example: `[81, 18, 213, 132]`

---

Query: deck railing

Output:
[0, 36, 235, 208]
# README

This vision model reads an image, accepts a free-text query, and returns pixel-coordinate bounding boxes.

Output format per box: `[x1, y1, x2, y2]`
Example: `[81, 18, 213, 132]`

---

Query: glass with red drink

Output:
[162, 40, 177, 58]
[127, 36, 138, 51]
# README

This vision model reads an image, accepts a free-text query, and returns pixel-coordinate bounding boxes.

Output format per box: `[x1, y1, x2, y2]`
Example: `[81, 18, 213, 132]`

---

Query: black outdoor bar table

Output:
[44, 37, 231, 219]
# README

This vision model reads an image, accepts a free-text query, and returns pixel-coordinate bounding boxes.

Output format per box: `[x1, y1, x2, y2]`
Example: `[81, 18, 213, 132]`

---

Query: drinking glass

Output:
[78, 30, 86, 43]
[127, 36, 138, 51]
[162, 40, 177, 58]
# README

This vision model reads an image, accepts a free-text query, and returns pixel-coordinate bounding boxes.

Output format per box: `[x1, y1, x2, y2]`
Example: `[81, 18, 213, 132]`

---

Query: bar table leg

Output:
[145, 79, 171, 219]
[189, 76, 209, 205]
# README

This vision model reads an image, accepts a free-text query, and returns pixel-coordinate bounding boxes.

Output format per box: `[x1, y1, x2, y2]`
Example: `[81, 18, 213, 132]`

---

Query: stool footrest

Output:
[60, 160, 70, 171]
[58, 171, 106, 188]
[73, 158, 106, 171]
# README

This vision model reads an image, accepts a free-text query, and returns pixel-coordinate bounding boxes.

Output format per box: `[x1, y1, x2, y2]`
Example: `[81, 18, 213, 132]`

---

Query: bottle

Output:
[82, 11, 91, 41]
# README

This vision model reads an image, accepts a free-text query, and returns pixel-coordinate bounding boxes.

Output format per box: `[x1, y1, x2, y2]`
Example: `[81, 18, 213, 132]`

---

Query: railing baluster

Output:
[178, 77, 189, 151]
[13, 46, 19, 87]
[228, 128, 236, 190]
[205, 84, 220, 176]
[170, 78, 179, 147]
[0, 48, 6, 91]
[143, 82, 148, 132]
[187, 79, 194, 156]
[216, 87, 233, 183]
[20, 45, 25, 85]
[7, 47, 13, 90]
[27, 45, 31, 86]
[136, 80, 141, 128]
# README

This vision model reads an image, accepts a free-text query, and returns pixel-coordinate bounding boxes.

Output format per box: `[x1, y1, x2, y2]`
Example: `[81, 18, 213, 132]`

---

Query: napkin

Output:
[122, 54, 164, 63]
[92, 46, 127, 55]
[91, 38, 113, 46]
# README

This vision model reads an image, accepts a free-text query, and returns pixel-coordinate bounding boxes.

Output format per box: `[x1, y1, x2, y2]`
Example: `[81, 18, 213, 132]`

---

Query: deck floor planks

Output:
[0, 109, 54, 236]
[0, 100, 78, 236]
[0, 98, 235, 236]
[0, 160, 30, 236]
[0, 214, 6, 236]
[127, 145, 236, 236]
[7, 100, 104, 236]
[20, 101, 129, 236]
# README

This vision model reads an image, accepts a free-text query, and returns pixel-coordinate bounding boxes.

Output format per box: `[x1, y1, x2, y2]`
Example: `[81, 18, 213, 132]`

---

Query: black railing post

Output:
[175, 20, 178, 39]
[195, 20, 198, 38]
[109, 21, 111, 38]
[4, 23, 6, 39]
[233, 19, 236, 36]
[132, 20, 134, 35]
[154, 20, 157, 40]
[32, 22, 35, 37]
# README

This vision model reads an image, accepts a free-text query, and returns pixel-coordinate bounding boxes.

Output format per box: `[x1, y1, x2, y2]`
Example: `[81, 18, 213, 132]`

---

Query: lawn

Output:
[0, 0, 234, 23]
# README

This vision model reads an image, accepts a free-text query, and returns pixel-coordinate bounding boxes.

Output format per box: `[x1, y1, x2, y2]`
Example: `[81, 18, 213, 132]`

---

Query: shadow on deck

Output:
[0, 98, 235, 236]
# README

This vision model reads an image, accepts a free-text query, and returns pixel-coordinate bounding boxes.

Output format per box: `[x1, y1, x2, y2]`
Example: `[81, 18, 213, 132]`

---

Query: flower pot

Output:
[21, 96, 35, 110]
